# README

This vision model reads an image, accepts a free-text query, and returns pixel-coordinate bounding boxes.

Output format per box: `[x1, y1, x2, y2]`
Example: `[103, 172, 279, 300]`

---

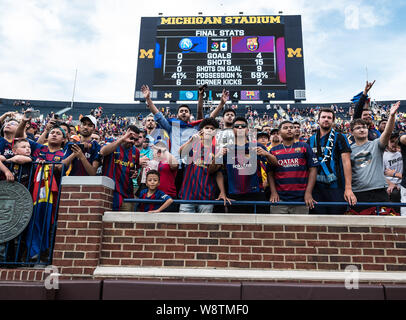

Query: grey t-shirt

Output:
[351, 138, 387, 192]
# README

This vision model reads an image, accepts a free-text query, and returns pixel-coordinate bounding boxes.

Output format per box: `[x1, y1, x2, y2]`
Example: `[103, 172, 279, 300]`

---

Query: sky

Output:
[0, 0, 405, 104]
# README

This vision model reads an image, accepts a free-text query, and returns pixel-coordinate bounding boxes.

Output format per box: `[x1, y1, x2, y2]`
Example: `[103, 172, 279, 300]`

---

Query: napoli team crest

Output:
[246, 37, 259, 51]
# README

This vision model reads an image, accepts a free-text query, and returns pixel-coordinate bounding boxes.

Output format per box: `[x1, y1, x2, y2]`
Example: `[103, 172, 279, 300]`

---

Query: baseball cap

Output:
[257, 131, 270, 139]
[30, 122, 38, 130]
[81, 115, 97, 129]
[71, 135, 81, 142]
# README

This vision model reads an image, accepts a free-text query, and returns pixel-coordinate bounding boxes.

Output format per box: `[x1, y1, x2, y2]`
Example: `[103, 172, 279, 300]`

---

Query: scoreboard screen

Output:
[135, 15, 305, 102]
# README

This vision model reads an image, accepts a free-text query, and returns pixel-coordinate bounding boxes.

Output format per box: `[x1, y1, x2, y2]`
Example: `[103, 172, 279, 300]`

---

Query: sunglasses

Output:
[233, 124, 247, 129]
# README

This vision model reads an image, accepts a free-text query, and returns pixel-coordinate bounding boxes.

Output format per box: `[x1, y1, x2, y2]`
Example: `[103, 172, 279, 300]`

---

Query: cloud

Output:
[0, 0, 404, 105]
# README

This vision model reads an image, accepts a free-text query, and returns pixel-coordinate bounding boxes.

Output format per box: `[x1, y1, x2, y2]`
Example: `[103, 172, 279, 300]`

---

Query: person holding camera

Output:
[63, 115, 101, 176]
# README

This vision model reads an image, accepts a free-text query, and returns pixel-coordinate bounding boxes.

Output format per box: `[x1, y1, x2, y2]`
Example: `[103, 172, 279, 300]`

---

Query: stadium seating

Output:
[0, 97, 404, 120]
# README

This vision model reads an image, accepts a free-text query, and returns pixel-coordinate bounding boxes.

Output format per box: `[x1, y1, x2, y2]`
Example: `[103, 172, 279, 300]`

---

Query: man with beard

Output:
[293, 122, 301, 142]
[307, 108, 356, 215]
[350, 101, 400, 212]
[216, 108, 236, 152]
[269, 120, 319, 214]
[100, 125, 141, 211]
[268, 128, 281, 150]
[64, 115, 101, 176]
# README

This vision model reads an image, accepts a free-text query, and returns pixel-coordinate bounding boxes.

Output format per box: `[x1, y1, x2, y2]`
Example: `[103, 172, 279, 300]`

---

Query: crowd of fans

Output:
[2, 80, 406, 264]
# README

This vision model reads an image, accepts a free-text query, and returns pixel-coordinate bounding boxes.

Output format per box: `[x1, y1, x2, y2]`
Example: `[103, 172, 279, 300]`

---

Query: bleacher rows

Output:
[0, 97, 404, 119]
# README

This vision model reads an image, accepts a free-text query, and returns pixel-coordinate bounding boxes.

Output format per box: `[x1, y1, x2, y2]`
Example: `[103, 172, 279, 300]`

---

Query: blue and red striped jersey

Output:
[270, 142, 319, 201]
[35, 145, 65, 162]
[179, 140, 218, 200]
[64, 141, 101, 176]
[223, 143, 271, 195]
[138, 188, 171, 212]
[102, 144, 140, 209]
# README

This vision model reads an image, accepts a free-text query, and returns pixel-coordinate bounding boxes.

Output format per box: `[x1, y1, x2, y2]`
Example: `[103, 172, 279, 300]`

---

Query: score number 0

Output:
[171, 53, 185, 85]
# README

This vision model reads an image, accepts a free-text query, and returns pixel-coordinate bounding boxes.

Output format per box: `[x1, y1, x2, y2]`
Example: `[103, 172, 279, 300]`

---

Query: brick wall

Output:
[2, 175, 406, 284]
[101, 214, 406, 273]
[51, 177, 114, 280]
[0, 269, 45, 282]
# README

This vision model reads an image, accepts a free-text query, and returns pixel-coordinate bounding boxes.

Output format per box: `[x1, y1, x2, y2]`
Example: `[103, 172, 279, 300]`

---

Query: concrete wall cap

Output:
[102, 212, 406, 227]
[61, 176, 115, 190]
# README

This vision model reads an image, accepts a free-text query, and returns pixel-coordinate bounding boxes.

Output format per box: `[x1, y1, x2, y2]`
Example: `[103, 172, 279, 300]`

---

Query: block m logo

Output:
[287, 48, 302, 58]
[139, 49, 154, 59]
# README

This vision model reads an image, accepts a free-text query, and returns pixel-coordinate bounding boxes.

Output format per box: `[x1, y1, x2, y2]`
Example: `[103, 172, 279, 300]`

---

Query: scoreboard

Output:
[135, 15, 306, 102]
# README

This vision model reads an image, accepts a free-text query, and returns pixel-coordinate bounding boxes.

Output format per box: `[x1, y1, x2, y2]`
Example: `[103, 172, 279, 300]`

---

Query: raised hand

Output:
[390, 101, 400, 116]
[220, 89, 229, 104]
[141, 85, 151, 100]
[363, 80, 376, 95]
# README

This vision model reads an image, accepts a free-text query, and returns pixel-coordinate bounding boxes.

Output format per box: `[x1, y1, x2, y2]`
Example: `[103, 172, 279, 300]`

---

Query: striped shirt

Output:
[270, 142, 319, 201]
[179, 140, 218, 200]
[102, 144, 140, 209]
[138, 189, 171, 212]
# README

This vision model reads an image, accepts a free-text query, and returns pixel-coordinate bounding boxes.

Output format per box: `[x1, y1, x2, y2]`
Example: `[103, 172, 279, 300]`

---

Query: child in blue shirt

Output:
[138, 170, 173, 213]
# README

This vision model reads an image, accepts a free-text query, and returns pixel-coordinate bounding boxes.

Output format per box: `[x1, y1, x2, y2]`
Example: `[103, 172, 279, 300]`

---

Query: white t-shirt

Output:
[383, 150, 402, 186]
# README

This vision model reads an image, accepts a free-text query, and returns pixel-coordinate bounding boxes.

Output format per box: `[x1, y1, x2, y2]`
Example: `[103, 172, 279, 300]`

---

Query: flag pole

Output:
[70, 69, 78, 110]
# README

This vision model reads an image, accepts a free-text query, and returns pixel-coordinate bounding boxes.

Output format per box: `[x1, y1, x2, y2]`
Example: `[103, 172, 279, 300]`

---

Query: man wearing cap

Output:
[26, 122, 38, 141]
[269, 128, 281, 150]
[64, 115, 101, 176]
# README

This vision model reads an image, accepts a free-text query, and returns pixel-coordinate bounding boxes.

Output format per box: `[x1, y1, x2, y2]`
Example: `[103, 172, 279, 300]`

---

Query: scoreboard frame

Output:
[135, 15, 306, 102]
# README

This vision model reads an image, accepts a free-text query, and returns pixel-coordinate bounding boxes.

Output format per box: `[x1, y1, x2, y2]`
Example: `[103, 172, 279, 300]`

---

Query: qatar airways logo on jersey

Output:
[278, 158, 304, 168]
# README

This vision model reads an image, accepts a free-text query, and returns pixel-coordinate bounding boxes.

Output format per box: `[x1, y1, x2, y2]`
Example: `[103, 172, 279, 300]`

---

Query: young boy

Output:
[178, 117, 230, 213]
[138, 170, 173, 213]
[0, 138, 33, 184]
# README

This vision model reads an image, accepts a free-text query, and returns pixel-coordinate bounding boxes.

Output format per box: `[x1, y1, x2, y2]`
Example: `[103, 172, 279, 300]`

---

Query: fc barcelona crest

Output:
[246, 37, 259, 51]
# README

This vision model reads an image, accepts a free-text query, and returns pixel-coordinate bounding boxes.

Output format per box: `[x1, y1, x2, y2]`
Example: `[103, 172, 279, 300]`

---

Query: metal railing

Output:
[124, 198, 405, 215]
[0, 162, 65, 268]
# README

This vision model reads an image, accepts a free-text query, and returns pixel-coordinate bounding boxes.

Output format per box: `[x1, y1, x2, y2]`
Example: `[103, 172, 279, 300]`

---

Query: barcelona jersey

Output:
[138, 188, 171, 212]
[0, 137, 43, 158]
[179, 141, 218, 200]
[270, 142, 319, 201]
[223, 143, 271, 195]
[64, 141, 101, 176]
[102, 144, 140, 210]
